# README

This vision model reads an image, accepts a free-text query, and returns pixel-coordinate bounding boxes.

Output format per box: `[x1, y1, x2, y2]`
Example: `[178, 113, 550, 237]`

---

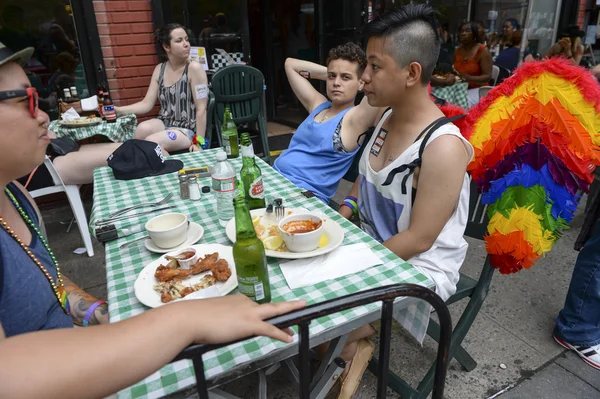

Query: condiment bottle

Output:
[188, 175, 201, 201]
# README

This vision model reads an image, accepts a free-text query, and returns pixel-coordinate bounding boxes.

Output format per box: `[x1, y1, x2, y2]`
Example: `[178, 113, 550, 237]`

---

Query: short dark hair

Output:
[365, 4, 441, 84]
[325, 42, 367, 76]
[458, 21, 482, 44]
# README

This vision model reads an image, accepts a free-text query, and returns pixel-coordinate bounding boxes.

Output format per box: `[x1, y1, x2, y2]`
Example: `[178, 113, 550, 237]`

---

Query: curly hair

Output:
[325, 42, 367, 75]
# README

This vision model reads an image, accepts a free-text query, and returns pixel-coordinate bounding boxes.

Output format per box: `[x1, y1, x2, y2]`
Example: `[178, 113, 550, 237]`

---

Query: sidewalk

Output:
[41, 183, 599, 398]
[495, 351, 600, 399]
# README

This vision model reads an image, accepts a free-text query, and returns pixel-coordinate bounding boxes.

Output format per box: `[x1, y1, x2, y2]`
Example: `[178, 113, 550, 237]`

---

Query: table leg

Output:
[310, 334, 349, 391]
[258, 369, 267, 399]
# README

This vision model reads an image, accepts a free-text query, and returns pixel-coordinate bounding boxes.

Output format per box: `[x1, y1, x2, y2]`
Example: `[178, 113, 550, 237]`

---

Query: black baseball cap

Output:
[108, 140, 183, 180]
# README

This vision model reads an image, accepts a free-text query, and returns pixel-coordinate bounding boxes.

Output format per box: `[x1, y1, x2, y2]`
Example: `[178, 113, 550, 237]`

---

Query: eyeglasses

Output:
[0, 87, 39, 118]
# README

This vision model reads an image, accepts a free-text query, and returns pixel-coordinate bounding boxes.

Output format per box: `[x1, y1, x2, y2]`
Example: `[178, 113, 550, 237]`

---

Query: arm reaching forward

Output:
[0, 295, 305, 399]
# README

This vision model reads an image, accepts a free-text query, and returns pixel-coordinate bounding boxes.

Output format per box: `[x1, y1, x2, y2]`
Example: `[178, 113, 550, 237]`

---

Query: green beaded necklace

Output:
[0, 188, 70, 314]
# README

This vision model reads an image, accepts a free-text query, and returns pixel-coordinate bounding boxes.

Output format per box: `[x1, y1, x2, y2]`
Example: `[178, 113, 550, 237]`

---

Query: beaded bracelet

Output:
[83, 300, 106, 327]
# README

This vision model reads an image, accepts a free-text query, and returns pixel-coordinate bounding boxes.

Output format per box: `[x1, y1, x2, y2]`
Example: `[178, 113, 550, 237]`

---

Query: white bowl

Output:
[145, 213, 189, 249]
[278, 213, 324, 253]
[168, 247, 198, 270]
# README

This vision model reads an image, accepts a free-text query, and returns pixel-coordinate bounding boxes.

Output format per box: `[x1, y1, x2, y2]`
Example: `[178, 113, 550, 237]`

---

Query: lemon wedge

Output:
[263, 235, 283, 250]
[252, 215, 262, 227]
[318, 234, 328, 247]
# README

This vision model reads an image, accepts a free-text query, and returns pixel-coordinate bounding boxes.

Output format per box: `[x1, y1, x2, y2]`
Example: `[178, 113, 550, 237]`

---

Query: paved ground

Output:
[40, 180, 599, 398]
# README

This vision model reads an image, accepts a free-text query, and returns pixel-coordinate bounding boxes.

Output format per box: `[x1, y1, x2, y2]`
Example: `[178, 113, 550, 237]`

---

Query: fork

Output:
[108, 193, 173, 218]
[274, 198, 285, 221]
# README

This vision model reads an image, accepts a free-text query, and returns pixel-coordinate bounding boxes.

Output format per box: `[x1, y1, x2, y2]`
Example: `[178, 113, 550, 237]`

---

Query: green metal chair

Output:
[368, 178, 496, 398]
[210, 65, 271, 163]
[206, 90, 216, 148]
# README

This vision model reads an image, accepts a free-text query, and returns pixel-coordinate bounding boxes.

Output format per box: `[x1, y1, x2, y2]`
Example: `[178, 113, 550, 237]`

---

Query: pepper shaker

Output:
[179, 174, 189, 199]
[188, 175, 201, 201]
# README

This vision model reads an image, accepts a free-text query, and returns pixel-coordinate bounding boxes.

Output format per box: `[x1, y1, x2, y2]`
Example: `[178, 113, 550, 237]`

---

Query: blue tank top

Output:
[0, 183, 73, 337]
[273, 102, 358, 202]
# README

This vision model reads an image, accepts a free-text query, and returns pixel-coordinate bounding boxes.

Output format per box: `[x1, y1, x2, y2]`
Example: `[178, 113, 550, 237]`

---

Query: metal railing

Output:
[174, 284, 452, 399]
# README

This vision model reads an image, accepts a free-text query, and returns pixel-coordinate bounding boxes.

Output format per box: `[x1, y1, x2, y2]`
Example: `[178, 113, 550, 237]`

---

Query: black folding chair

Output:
[174, 284, 452, 399]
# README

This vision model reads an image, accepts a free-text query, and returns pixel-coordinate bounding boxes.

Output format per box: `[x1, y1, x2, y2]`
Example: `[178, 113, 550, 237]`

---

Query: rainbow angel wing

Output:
[462, 58, 600, 274]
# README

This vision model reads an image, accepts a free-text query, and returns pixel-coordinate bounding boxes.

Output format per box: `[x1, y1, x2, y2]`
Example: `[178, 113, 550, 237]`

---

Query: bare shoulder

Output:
[424, 131, 471, 168]
[188, 62, 208, 79]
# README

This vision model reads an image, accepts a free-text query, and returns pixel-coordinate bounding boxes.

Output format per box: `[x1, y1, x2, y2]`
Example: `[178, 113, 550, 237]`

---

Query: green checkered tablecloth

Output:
[432, 82, 469, 109]
[91, 149, 434, 399]
[49, 114, 137, 142]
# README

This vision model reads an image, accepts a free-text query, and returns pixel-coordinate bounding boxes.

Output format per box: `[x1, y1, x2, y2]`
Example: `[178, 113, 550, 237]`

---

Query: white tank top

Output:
[358, 109, 474, 301]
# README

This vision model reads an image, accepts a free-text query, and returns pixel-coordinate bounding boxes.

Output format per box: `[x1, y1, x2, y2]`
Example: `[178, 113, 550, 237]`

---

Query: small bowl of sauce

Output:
[278, 213, 324, 252]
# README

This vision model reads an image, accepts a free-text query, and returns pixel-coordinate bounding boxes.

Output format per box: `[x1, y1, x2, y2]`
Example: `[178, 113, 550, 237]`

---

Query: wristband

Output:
[83, 300, 106, 327]
[345, 195, 358, 203]
[342, 199, 358, 216]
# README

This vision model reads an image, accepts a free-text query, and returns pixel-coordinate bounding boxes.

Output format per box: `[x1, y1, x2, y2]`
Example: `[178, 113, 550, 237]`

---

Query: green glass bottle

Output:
[240, 133, 266, 210]
[232, 196, 271, 303]
[221, 107, 239, 159]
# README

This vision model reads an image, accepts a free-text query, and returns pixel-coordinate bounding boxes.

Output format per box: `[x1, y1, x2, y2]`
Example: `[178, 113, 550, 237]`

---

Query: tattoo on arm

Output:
[63, 276, 108, 326]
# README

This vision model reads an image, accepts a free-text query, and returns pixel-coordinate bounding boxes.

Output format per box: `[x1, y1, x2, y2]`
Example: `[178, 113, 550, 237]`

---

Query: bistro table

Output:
[90, 150, 434, 399]
[49, 114, 137, 142]
[431, 82, 469, 109]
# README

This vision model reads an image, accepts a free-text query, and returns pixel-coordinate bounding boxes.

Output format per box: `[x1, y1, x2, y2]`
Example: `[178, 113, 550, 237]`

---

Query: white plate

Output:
[59, 117, 102, 127]
[145, 222, 204, 253]
[225, 208, 345, 259]
[134, 243, 237, 308]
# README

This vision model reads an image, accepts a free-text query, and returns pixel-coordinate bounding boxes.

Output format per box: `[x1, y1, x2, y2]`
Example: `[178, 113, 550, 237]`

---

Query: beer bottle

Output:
[240, 133, 266, 209]
[103, 89, 117, 123]
[221, 107, 239, 158]
[232, 196, 271, 303]
[97, 85, 105, 119]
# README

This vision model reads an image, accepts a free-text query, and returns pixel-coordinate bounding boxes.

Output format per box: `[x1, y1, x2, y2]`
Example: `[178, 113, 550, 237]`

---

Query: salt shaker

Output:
[188, 175, 201, 201]
[179, 174, 189, 199]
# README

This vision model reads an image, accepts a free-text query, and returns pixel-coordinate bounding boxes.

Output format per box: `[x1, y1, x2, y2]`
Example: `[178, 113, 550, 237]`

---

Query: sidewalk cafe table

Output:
[49, 114, 137, 143]
[431, 82, 469, 109]
[90, 149, 435, 399]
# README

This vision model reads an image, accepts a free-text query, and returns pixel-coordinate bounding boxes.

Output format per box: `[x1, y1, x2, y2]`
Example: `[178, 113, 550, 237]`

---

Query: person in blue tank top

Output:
[273, 43, 367, 203]
[0, 43, 307, 398]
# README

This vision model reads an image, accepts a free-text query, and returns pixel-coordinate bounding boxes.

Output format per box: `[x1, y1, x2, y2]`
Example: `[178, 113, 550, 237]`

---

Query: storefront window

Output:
[161, 0, 246, 68]
[473, 0, 560, 57]
[0, 1, 91, 119]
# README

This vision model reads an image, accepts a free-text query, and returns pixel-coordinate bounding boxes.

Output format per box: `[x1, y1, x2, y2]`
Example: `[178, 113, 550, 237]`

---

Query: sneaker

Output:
[554, 334, 600, 370]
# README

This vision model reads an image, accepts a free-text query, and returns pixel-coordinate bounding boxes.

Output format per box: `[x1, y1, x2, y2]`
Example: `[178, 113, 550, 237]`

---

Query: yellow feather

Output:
[487, 207, 555, 255]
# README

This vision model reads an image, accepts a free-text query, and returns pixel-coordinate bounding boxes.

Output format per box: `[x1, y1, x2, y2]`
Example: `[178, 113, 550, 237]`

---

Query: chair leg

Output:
[64, 185, 94, 257]
[427, 319, 477, 371]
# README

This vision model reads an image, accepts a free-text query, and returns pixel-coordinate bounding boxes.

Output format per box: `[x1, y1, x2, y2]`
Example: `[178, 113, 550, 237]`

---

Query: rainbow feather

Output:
[463, 58, 600, 274]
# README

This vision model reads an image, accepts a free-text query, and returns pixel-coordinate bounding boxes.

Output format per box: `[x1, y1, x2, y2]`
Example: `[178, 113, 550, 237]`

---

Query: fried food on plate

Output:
[211, 258, 232, 281]
[190, 252, 219, 274]
[153, 274, 217, 303]
[154, 264, 192, 282]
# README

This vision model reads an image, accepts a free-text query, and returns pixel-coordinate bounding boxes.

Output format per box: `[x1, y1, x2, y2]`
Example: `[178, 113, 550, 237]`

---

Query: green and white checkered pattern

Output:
[91, 150, 434, 399]
[49, 114, 137, 142]
[432, 82, 469, 109]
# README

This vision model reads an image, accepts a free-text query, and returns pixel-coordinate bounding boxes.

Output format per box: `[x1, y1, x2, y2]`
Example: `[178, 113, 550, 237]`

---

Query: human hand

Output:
[178, 295, 306, 345]
[457, 73, 471, 82]
[339, 204, 354, 220]
[189, 144, 199, 152]
[444, 74, 456, 86]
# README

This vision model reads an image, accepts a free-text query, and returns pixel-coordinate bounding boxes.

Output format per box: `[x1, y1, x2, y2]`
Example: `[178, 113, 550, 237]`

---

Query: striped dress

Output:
[157, 62, 196, 131]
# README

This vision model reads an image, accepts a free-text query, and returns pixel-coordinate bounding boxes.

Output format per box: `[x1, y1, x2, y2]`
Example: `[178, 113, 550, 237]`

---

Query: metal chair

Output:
[368, 179, 495, 398]
[175, 284, 452, 399]
[211, 64, 271, 163]
[479, 86, 494, 99]
[29, 156, 94, 257]
[491, 65, 500, 85]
